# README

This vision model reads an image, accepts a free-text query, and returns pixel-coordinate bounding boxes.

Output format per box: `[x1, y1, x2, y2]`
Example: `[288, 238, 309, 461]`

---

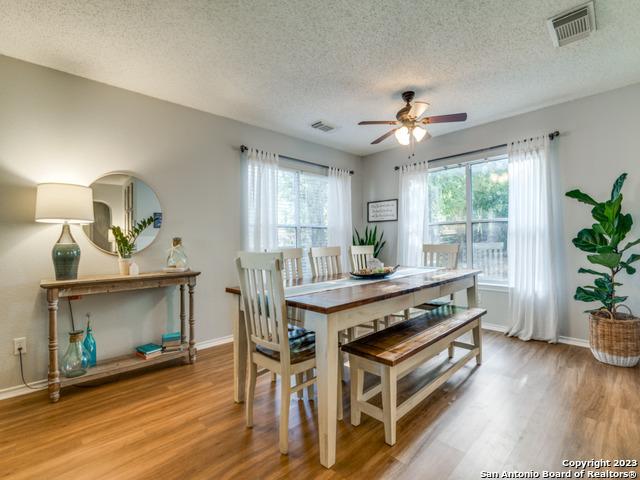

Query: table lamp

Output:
[35, 183, 94, 280]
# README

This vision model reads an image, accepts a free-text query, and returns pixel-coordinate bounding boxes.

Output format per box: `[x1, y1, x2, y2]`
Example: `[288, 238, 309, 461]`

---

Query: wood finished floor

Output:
[1, 331, 638, 480]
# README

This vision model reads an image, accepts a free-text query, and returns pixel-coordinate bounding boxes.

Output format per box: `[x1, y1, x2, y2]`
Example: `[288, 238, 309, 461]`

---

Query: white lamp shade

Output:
[35, 183, 95, 224]
[413, 126, 427, 142]
[394, 126, 411, 146]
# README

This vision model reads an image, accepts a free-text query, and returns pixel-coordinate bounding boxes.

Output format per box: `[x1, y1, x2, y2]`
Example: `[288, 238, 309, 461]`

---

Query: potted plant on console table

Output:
[110, 216, 154, 275]
[566, 173, 640, 367]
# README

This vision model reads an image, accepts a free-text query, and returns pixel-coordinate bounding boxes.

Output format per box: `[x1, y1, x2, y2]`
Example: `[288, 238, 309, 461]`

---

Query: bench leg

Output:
[473, 322, 482, 365]
[448, 343, 455, 359]
[381, 365, 398, 446]
[350, 356, 363, 426]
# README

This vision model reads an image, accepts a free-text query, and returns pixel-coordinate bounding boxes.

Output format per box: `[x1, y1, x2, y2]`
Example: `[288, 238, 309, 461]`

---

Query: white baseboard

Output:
[482, 322, 508, 333]
[0, 335, 235, 401]
[195, 335, 233, 350]
[0, 379, 48, 400]
[557, 335, 589, 348]
[482, 322, 588, 348]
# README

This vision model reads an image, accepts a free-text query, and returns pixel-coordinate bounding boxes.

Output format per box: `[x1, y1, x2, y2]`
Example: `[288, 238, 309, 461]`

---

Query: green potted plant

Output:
[110, 216, 154, 275]
[566, 173, 640, 367]
[353, 225, 386, 258]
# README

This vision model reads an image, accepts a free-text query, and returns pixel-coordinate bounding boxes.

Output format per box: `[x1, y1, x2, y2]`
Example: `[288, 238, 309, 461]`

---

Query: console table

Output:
[40, 270, 200, 402]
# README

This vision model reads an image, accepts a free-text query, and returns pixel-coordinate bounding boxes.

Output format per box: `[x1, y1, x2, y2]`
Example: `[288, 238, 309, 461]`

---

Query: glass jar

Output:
[61, 330, 87, 378]
[166, 237, 188, 270]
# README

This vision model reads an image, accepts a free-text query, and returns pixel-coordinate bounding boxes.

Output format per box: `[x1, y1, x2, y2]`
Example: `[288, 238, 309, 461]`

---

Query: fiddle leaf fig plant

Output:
[111, 216, 154, 258]
[353, 225, 386, 258]
[566, 173, 640, 317]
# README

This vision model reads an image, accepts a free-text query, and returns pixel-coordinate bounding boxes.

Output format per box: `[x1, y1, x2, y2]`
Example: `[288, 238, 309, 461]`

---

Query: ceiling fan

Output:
[358, 91, 467, 146]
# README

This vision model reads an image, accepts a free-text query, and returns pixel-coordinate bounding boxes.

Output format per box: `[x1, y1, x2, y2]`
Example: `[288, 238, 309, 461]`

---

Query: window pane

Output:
[428, 166, 466, 223]
[426, 223, 467, 267]
[277, 169, 296, 225]
[299, 227, 327, 275]
[472, 222, 508, 282]
[471, 158, 508, 220]
[299, 172, 328, 227]
[299, 227, 327, 249]
[277, 227, 296, 248]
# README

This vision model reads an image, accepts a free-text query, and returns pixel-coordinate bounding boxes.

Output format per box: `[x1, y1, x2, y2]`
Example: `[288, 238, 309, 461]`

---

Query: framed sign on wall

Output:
[367, 199, 398, 222]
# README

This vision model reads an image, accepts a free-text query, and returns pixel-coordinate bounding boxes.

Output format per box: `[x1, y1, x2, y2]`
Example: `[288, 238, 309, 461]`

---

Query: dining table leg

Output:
[307, 310, 339, 468]
[466, 275, 479, 308]
[233, 297, 247, 403]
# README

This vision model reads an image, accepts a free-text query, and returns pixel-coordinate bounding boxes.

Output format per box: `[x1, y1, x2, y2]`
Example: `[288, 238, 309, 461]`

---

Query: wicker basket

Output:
[589, 306, 640, 367]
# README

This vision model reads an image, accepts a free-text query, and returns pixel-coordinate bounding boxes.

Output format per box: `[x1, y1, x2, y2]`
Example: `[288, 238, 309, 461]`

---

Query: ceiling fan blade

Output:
[371, 129, 397, 144]
[409, 101, 429, 118]
[422, 113, 467, 124]
[358, 120, 398, 125]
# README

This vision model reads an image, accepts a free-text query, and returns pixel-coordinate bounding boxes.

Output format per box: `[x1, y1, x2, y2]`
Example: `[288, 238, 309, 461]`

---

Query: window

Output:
[427, 156, 508, 283]
[277, 167, 328, 271]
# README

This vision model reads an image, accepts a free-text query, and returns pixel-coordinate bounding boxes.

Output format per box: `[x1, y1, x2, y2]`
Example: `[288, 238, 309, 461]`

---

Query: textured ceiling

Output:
[1, 0, 639, 155]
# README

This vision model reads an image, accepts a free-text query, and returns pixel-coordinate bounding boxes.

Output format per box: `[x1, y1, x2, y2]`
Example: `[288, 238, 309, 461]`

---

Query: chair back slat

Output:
[349, 245, 374, 271]
[309, 246, 342, 277]
[236, 252, 289, 362]
[281, 248, 304, 281]
[422, 244, 460, 269]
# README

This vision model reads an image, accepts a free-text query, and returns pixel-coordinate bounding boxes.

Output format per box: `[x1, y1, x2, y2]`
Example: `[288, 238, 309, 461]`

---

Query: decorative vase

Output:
[589, 307, 640, 367]
[118, 256, 132, 275]
[83, 316, 97, 367]
[61, 330, 87, 378]
[52, 223, 81, 280]
[166, 237, 188, 270]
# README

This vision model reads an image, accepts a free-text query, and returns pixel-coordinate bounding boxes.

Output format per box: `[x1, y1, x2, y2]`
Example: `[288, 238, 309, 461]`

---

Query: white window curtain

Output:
[507, 135, 560, 342]
[242, 147, 279, 251]
[397, 162, 429, 266]
[327, 167, 352, 270]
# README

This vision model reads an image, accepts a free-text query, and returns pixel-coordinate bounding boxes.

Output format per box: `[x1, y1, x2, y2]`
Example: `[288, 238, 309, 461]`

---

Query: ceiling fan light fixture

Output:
[395, 126, 410, 145]
[413, 126, 427, 142]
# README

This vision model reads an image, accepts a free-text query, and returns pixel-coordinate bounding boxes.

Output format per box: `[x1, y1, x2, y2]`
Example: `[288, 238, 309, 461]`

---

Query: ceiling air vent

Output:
[547, 1, 596, 47]
[310, 120, 336, 133]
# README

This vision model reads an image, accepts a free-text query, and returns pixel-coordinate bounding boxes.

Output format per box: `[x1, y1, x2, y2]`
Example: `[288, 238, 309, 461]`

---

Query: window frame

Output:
[427, 154, 509, 286]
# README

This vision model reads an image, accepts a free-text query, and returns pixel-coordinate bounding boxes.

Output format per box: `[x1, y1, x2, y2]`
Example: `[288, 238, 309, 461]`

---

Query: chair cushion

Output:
[256, 325, 316, 364]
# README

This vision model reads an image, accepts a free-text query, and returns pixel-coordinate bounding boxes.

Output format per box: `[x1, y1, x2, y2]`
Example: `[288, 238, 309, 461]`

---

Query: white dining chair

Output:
[280, 247, 304, 282]
[309, 246, 343, 276]
[237, 251, 345, 454]
[349, 245, 391, 331]
[422, 243, 460, 269]
[349, 245, 374, 272]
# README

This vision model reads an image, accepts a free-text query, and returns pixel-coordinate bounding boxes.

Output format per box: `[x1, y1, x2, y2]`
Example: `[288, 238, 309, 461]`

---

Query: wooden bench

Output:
[342, 305, 486, 446]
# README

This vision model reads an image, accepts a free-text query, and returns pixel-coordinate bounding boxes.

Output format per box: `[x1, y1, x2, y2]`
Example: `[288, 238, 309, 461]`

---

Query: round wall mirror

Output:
[83, 173, 162, 255]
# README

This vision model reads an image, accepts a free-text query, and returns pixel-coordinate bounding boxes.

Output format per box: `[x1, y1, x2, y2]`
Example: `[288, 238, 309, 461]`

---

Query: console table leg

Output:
[47, 289, 60, 403]
[188, 282, 196, 364]
[180, 285, 186, 345]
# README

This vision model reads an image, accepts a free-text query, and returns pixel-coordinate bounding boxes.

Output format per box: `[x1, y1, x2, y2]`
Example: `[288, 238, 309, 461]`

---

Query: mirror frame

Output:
[82, 172, 163, 256]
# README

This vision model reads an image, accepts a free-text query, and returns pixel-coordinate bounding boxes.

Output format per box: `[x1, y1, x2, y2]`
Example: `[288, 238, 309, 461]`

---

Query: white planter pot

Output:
[118, 257, 132, 275]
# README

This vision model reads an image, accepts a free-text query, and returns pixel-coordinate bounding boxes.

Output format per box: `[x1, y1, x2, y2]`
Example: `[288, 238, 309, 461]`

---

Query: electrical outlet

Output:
[13, 337, 27, 355]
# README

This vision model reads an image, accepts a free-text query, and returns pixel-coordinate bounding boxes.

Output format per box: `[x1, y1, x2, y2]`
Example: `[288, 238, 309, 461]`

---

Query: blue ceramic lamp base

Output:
[52, 223, 81, 280]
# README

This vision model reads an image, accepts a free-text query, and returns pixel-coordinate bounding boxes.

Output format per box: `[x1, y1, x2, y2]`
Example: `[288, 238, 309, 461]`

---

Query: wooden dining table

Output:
[225, 266, 481, 468]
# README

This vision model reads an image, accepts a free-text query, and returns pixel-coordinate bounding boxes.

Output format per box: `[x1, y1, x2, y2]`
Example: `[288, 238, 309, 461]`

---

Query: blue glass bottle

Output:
[83, 314, 97, 367]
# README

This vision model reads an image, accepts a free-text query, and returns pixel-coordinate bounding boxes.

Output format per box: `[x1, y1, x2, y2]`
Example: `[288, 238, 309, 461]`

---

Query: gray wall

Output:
[0, 55, 363, 391]
[361, 82, 640, 341]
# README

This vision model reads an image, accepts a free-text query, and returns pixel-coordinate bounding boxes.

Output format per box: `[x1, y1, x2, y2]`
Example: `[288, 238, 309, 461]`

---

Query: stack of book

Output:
[136, 343, 162, 360]
[162, 332, 183, 352]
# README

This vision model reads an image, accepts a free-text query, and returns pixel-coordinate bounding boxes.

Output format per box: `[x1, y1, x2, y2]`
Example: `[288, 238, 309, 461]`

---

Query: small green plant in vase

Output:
[110, 216, 154, 275]
[353, 225, 386, 258]
[566, 173, 640, 367]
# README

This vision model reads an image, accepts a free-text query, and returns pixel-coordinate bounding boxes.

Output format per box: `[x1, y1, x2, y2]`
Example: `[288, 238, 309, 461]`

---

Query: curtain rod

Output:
[393, 130, 560, 171]
[240, 145, 354, 175]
